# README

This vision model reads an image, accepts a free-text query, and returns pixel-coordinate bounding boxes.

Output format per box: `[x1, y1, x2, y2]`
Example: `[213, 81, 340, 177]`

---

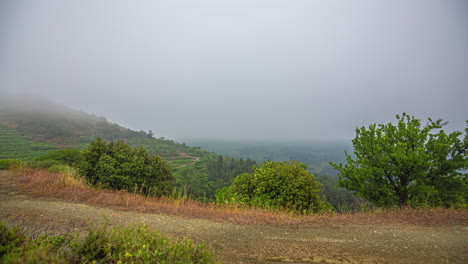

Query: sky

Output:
[1, 0, 467, 140]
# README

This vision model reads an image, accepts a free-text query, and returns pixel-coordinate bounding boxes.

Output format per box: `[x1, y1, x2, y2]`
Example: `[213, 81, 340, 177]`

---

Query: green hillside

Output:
[0, 95, 256, 200]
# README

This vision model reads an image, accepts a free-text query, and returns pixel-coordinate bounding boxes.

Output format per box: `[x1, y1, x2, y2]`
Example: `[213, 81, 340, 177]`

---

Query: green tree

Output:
[217, 161, 330, 213]
[331, 113, 467, 208]
[78, 138, 174, 196]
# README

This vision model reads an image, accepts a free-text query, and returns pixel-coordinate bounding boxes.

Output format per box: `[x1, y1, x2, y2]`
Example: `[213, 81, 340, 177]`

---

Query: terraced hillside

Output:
[0, 123, 56, 160]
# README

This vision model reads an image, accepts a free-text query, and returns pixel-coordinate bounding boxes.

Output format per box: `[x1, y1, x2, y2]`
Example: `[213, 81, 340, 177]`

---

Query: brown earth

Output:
[0, 171, 467, 263]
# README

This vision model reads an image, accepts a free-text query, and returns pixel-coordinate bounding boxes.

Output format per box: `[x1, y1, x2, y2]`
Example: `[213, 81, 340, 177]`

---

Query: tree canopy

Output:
[331, 113, 467, 208]
[216, 161, 330, 213]
[78, 138, 174, 196]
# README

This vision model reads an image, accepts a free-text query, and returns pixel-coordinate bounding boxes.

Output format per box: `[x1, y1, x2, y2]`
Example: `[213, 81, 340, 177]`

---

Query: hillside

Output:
[0, 95, 204, 157]
[0, 95, 256, 199]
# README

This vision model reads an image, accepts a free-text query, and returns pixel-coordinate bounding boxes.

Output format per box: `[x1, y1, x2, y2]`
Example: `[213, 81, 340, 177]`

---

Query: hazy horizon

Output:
[1, 1, 467, 140]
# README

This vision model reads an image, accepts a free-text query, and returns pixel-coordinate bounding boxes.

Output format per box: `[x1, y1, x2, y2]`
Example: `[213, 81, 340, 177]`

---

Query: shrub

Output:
[217, 161, 332, 214]
[78, 138, 175, 196]
[0, 222, 24, 259]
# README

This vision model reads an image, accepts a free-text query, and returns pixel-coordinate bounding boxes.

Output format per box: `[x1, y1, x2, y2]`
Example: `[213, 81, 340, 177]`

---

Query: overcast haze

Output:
[1, 0, 467, 140]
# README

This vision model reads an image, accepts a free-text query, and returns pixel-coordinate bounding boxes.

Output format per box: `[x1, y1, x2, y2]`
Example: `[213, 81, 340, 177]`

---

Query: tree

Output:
[331, 113, 467, 208]
[78, 138, 174, 196]
[216, 161, 331, 213]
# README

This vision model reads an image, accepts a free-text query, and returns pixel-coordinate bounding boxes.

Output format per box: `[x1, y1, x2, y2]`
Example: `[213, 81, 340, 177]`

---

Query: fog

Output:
[1, 0, 467, 140]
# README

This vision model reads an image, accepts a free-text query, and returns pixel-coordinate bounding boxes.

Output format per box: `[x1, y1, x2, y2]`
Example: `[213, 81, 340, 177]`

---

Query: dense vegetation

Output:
[331, 113, 468, 208]
[174, 154, 257, 200]
[0, 221, 217, 263]
[79, 138, 175, 196]
[217, 161, 331, 213]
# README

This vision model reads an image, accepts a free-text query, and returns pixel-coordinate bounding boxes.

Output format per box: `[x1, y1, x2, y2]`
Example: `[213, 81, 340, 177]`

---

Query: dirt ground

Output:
[0, 173, 467, 263]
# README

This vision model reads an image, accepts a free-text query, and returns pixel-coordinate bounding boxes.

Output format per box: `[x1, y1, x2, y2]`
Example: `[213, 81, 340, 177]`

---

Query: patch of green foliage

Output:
[0, 221, 218, 264]
[217, 161, 331, 214]
[174, 154, 257, 200]
[35, 149, 82, 166]
[331, 113, 468, 208]
[0, 159, 26, 171]
[316, 174, 367, 212]
[78, 138, 175, 196]
[47, 164, 77, 175]
[0, 160, 15, 170]
[28, 159, 63, 169]
[0, 222, 24, 259]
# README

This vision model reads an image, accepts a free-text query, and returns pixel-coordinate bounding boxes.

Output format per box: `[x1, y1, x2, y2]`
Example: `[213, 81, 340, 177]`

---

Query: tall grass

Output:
[2, 168, 467, 226]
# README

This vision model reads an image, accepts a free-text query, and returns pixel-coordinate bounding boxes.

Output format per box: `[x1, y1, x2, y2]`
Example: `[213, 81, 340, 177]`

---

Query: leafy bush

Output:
[217, 161, 331, 214]
[0, 222, 24, 258]
[78, 138, 175, 196]
[1, 222, 217, 263]
[35, 149, 82, 166]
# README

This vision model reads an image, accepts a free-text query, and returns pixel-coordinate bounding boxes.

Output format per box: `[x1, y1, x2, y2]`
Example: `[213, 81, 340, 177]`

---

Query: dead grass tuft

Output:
[2, 168, 467, 227]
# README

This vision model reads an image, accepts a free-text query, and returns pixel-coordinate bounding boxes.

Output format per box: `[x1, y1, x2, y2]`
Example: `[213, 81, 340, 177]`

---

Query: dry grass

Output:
[2, 168, 467, 227]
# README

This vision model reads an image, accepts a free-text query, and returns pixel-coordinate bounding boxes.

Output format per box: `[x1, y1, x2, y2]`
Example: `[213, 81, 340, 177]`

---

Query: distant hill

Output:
[0, 94, 256, 199]
[0, 95, 204, 158]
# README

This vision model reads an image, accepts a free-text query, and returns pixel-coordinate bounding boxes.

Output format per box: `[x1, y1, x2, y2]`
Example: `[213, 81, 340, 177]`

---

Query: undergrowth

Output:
[0, 221, 217, 264]
[2, 168, 467, 226]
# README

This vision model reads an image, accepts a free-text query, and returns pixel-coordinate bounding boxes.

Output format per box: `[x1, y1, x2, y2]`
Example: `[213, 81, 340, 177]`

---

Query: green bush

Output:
[217, 161, 331, 214]
[78, 138, 175, 196]
[1, 222, 217, 263]
[0, 222, 24, 258]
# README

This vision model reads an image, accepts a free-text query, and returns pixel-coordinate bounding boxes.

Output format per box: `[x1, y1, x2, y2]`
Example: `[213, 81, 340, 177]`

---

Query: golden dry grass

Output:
[3, 168, 467, 226]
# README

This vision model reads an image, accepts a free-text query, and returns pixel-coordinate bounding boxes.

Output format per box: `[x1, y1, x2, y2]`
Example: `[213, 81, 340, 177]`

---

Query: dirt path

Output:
[0, 174, 467, 263]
